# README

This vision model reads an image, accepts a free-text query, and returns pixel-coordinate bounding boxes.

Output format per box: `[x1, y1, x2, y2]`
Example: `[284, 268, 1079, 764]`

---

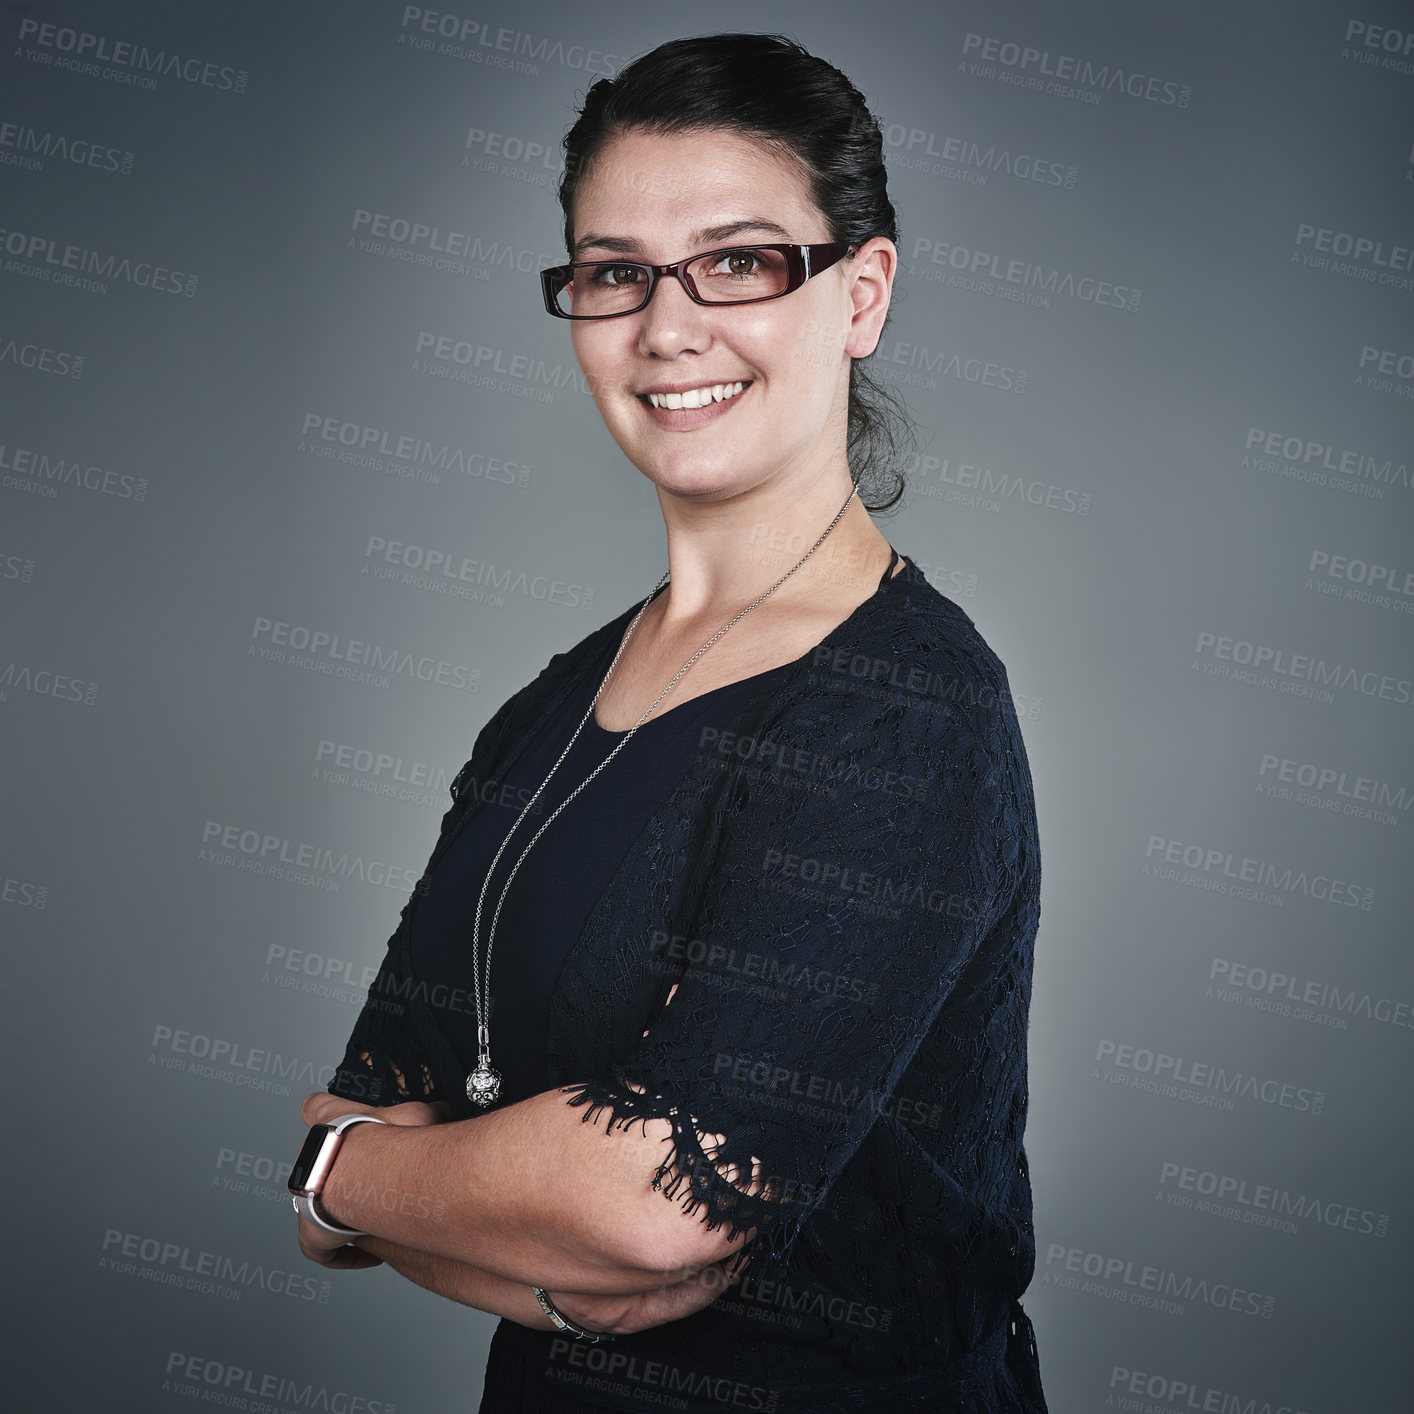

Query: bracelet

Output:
[532, 1286, 616, 1342]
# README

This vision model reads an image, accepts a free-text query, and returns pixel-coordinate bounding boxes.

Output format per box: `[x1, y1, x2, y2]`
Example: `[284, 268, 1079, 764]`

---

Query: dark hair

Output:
[558, 33, 912, 513]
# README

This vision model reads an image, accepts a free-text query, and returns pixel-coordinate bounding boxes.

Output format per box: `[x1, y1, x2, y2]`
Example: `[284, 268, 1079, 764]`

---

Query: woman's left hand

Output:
[545, 1253, 746, 1337]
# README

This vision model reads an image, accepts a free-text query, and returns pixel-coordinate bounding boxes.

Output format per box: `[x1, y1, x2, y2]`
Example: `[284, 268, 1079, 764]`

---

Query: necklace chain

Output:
[464, 483, 864, 1106]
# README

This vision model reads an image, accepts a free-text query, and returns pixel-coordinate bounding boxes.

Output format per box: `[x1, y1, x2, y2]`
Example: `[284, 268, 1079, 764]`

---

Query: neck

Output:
[650, 462, 889, 628]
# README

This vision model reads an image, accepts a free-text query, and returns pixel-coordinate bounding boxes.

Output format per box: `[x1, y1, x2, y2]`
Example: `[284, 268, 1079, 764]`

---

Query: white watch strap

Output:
[292, 1190, 370, 1238]
[327, 1112, 390, 1136]
[293, 1113, 390, 1237]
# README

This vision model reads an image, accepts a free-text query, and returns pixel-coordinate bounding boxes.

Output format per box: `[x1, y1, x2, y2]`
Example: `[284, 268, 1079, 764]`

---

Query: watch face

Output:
[288, 1125, 332, 1193]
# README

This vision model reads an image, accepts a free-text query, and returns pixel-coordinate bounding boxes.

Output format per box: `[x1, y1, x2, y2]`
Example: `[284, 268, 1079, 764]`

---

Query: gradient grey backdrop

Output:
[4, 2, 1412, 1410]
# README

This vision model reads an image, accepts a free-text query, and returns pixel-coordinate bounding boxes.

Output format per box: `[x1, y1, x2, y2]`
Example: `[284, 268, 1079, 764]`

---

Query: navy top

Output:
[330, 544, 1048, 1414]
[408, 549, 895, 1106]
[408, 631, 796, 1106]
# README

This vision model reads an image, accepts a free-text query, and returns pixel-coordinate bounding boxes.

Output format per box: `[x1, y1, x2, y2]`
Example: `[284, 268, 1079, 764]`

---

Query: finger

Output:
[302, 1242, 384, 1271]
[297, 1225, 386, 1269]
[642, 982, 683, 1037]
[300, 1093, 374, 1127]
[651, 1269, 732, 1322]
[326, 1247, 384, 1270]
[659, 1256, 745, 1313]
[295, 1213, 385, 1270]
[543, 1292, 626, 1336]
[379, 1100, 445, 1126]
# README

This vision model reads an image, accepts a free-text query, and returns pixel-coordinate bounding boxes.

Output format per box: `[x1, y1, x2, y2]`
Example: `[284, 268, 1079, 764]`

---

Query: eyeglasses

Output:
[540, 242, 854, 320]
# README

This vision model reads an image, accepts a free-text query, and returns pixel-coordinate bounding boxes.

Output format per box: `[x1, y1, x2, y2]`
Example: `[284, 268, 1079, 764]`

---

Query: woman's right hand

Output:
[297, 1092, 455, 1128]
[372, 1098, 457, 1126]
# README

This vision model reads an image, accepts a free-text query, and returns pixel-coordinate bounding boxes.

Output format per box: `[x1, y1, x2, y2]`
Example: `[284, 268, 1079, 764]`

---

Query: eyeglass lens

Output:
[556, 247, 792, 316]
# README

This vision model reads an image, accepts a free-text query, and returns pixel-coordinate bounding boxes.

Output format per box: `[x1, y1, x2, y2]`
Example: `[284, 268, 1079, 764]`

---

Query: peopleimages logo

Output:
[163, 1352, 395, 1412]
[348, 207, 555, 271]
[1107, 1365, 1311, 1414]
[149, 1022, 338, 1093]
[99, 1228, 328, 1303]
[248, 614, 481, 692]
[1257, 751, 1410, 826]
[1242, 425, 1411, 497]
[1210, 957, 1414, 1035]
[877, 339, 1027, 395]
[0, 119, 134, 176]
[906, 451, 1088, 520]
[1293, 222, 1414, 292]
[1192, 629, 1413, 710]
[314, 736, 455, 806]
[0, 440, 145, 498]
[1142, 833, 1375, 910]
[1042, 1244, 1275, 1319]
[1359, 345, 1414, 381]
[1307, 549, 1414, 615]
[1094, 1039, 1325, 1115]
[910, 235, 1141, 312]
[1158, 1159, 1390, 1239]
[1340, 19, 1414, 76]
[298, 412, 531, 487]
[959, 32, 1192, 106]
[363, 535, 595, 609]
[0, 661, 99, 707]
[397, 7, 626, 77]
[882, 123, 1078, 189]
[199, 819, 422, 894]
[0, 337, 85, 380]
[1, 873, 47, 909]
[14, 18, 249, 92]
[0, 224, 198, 296]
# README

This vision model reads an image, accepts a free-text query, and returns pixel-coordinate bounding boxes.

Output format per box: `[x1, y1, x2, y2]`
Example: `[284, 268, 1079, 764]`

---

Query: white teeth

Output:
[647, 381, 745, 410]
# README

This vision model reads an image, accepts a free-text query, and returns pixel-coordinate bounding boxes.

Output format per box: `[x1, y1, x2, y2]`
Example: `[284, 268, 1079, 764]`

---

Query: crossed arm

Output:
[293, 1082, 754, 1336]
[290, 655, 999, 1336]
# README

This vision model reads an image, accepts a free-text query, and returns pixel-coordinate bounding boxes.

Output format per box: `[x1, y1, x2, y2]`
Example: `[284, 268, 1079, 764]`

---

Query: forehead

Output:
[571, 126, 824, 250]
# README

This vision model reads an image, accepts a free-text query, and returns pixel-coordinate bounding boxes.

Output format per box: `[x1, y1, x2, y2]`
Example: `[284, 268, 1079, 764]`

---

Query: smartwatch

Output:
[288, 1112, 389, 1238]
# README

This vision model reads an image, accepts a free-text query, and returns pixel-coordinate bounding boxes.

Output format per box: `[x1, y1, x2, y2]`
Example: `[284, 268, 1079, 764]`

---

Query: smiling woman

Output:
[554, 123, 897, 509]
[293, 32, 1047, 1414]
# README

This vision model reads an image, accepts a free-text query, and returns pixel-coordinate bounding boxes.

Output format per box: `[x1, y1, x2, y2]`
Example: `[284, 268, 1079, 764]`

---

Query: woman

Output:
[291, 33, 1047, 1414]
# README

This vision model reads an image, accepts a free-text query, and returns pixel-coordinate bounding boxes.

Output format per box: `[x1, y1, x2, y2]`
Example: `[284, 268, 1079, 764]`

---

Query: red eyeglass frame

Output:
[539, 242, 855, 319]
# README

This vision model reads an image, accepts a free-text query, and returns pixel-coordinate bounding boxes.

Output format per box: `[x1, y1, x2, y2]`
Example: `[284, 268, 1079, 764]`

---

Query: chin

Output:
[639, 459, 747, 500]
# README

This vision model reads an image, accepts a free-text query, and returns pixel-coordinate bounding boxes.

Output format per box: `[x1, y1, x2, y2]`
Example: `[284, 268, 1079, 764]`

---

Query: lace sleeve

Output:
[562, 657, 1030, 1276]
[327, 948, 446, 1107]
[326, 683, 526, 1109]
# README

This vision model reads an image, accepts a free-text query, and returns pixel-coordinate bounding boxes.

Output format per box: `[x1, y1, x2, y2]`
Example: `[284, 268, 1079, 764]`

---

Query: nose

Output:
[635, 270, 712, 359]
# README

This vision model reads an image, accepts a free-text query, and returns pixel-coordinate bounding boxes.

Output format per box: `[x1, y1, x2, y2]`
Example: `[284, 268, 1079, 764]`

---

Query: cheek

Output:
[780, 309, 847, 383]
[571, 325, 627, 400]
[729, 314, 821, 386]
[569, 323, 600, 369]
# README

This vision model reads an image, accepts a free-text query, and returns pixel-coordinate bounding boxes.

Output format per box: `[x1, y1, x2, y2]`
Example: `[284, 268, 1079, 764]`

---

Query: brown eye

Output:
[726, 252, 757, 275]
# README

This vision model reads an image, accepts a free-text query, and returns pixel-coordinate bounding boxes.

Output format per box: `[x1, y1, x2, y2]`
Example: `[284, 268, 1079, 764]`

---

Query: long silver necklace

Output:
[463, 483, 861, 1106]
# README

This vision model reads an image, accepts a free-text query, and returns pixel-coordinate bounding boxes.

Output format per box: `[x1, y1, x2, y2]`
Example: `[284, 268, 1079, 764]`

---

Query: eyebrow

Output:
[572, 218, 796, 258]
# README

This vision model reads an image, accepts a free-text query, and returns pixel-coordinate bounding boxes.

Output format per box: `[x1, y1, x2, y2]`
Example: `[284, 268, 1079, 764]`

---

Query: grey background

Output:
[3, 2, 1411, 1410]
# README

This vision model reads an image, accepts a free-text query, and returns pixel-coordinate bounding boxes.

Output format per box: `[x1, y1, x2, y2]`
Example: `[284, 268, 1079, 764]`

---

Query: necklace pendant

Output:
[466, 1059, 502, 1107]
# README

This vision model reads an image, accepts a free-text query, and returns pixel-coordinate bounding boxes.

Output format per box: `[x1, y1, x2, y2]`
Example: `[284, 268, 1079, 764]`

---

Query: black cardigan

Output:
[328, 552, 1048, 1413]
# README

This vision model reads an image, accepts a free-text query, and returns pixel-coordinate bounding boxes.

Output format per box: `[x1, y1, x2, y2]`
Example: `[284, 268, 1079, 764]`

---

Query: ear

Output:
[843, 237, 897, 360]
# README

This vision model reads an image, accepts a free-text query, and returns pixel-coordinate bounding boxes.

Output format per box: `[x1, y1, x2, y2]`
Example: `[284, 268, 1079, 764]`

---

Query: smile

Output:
[642, 381, 748, 410]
